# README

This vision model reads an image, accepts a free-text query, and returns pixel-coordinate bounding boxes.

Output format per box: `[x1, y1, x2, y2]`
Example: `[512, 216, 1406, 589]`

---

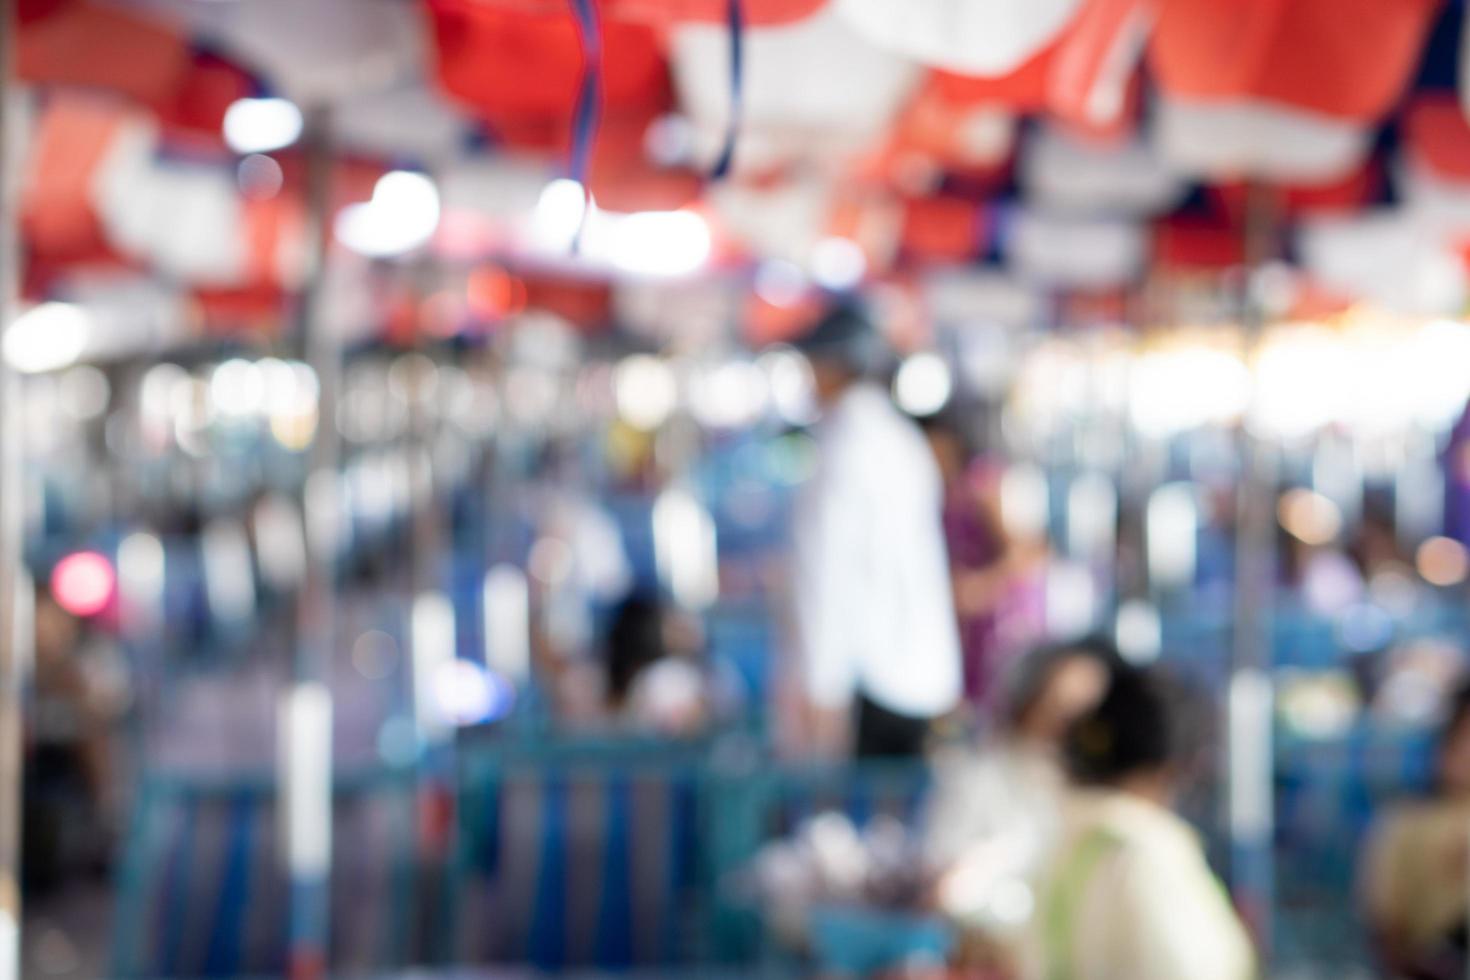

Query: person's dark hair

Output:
[1437, 679, 1470, 779]
[1005, 636, 1126, 730]
[790, 298, 880, 376]
[916, 409, 976, 453]
[1063, 663, 1205, 786]
[605, 592, 668, 706]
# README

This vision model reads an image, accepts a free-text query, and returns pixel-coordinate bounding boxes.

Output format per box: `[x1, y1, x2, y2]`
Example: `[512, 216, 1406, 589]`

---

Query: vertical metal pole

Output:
[285, 104, 337, 980]
[1229, 183, 1277, 959]
[0, 3, 23, 977]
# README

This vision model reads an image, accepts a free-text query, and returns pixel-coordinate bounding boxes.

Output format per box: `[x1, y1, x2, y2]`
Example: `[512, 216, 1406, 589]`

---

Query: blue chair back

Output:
[452, 736, 706, 970]
[112, 769, 418, 979]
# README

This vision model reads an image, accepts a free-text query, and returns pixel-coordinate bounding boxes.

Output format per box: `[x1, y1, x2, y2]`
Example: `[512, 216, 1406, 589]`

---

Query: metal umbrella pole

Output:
[0, 2, 24, 977]
[283, 104, 338, 980]
[1228, 183, 1279, 959]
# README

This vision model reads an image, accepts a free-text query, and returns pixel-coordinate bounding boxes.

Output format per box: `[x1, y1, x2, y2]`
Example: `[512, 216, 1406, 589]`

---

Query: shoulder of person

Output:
[1371, 797, 1451, 840]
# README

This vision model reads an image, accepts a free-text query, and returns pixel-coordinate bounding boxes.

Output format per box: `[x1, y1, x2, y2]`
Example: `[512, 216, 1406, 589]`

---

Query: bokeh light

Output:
[51, 551, 116, 618]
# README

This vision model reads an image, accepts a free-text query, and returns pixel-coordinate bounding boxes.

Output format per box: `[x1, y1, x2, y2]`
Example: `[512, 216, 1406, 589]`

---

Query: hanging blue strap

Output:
[709, 0, 745, 180]
[568, 0, 603, 252]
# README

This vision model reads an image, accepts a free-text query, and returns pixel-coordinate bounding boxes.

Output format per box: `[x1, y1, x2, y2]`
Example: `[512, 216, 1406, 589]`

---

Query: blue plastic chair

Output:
[452, 736, 707, 970]
[111, 768, 419, 979]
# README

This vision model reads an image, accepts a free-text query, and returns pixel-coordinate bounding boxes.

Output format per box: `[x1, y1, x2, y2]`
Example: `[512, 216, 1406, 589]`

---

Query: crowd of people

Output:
[507, 295, 1470, 978]
[19, 294, 1470, 980]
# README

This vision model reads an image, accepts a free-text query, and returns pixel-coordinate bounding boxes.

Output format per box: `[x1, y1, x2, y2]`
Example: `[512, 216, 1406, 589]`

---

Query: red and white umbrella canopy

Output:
[11, 0, 1470, 330]
[669, 6, 920, 175]
[1007, 210, 1147, 290]
[1298, 210, 1467, 317]
[1149, 0, 1440, 184]
[134, 0, 425, 103]
[1021, 125, 1184, 216]
[833, 0, 1083, 77]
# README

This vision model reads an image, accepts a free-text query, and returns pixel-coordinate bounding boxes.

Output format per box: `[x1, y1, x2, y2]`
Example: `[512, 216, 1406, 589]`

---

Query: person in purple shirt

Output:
[919, 413, 1046, 715]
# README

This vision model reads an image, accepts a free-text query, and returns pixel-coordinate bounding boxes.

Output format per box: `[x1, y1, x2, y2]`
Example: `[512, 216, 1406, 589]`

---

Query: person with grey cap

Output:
[788, 300, 962, 758]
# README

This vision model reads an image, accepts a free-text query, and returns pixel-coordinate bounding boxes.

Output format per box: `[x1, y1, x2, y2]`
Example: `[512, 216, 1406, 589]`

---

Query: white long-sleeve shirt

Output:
[792, 383, 962, 718]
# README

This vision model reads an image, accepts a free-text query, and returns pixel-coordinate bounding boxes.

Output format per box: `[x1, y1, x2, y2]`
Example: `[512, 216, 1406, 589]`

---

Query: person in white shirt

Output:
[789, 301, 963, 758]
[1031, 664, 1256, 980]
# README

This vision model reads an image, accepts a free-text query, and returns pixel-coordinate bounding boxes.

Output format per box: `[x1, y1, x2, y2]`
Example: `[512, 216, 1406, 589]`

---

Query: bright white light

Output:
[223, 97, 303, 155]
[532, 178, 591, 252]
[202, 520, 256, 625]
[118, 532, 164, 636]
[654, 486, 720, 610]
[759, 347, 818, 426]
[754, 260, 808, 308]
[335, 170, 441, 258]
[1000, 463, 1049, 540]
[1227, 669, 1273, 842]
[893, 352, 953, 418]
[412, 592, 456, 745]
[1115, 599, 1162, 665]
[1412, 319, 1470, 428]
[483, 565, 530, 684]
[691, 360, 768, 430]
[986, 878, 1035, 929]
[1147, 482, 1198, 589]
[431, 658, 514, 727]
[259, 358, 298, 414]
[614, 354, 679, 431]
[5, 303, 90, 374]
[810, 237, 867, 290]
[211, 358, 265, 417]
[253, 494, 306, 591]
[277, 682, 332, 876]
[1130, 345, 1250, 437]
[1045, 560, 1097, 639]
[609, 210, 711, 278]
[1250, 326, 1345, 439]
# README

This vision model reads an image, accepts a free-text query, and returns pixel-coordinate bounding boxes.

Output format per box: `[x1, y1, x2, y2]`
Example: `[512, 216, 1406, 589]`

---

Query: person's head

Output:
[605, 592, 669, 707]
[791, 300, 880, 407]
[1436, 680, 1470, 796]
[1063, 663, 1205, 804]
[1007, 638, 1122, 747]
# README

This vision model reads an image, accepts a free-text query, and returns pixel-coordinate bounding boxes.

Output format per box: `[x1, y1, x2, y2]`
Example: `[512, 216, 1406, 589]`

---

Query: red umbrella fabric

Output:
[427, 0, 670, 154]
[1150, 0, 1440, 120]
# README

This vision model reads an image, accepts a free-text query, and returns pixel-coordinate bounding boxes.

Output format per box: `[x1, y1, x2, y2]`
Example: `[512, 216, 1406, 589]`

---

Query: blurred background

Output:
[5, 0, 1470, 978]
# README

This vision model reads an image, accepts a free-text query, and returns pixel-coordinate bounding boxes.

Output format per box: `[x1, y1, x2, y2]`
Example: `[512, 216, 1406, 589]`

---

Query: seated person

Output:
[603, 592, 740, 736]
[1362, 681, 1470, 979]
[923, 639, 1119, 973]
[1030, 664, 1254, 980]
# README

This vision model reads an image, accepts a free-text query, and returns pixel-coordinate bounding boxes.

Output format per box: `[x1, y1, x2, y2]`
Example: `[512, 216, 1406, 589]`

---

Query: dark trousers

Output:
[855, 694, 931, 759]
